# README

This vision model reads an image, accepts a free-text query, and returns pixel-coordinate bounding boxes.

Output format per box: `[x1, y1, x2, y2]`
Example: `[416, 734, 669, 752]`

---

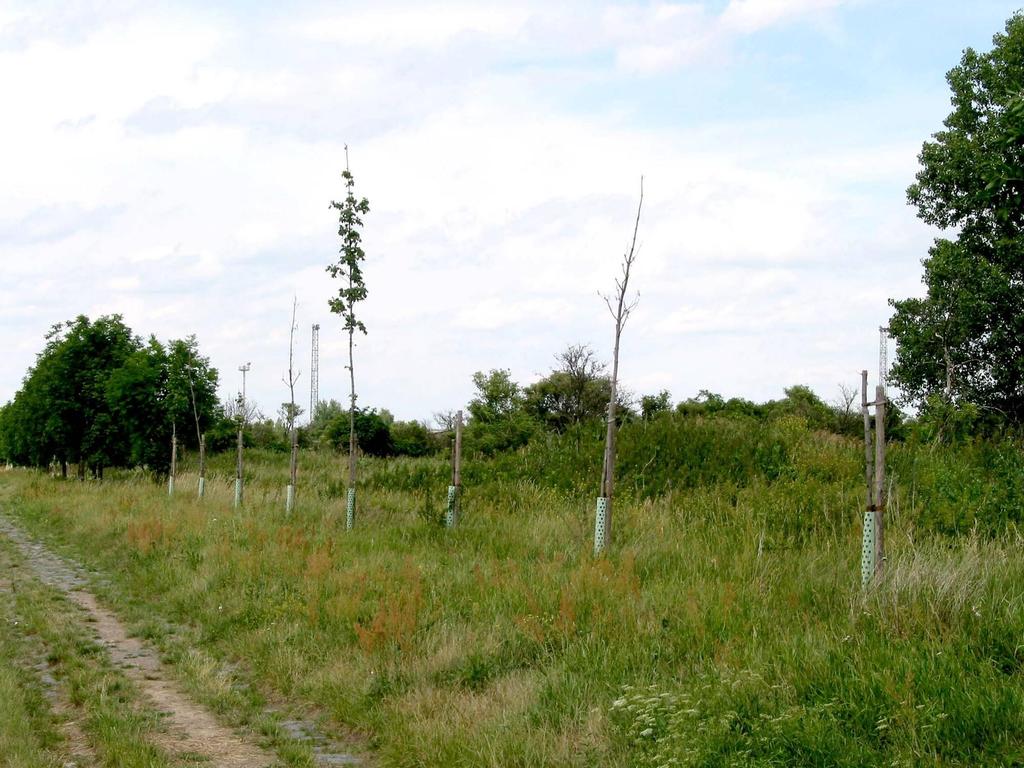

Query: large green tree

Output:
[890, 13, 1024, 421]
[1, 317, 220, 474]
[106, 335, 219, 470]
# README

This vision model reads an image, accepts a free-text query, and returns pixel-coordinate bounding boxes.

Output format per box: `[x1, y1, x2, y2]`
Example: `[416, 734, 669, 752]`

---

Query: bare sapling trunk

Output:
[346, 301, 358, 530]
[348, 310, 357, 488]
[446, 410, 463, 528]
[595, 176, 643, 556]
[235, 415, 243, 507]
[285, 297, 301, 514]
[188, 372, 206, 499]
[168, 422, 177, 496]
[235, 362, 250, 509]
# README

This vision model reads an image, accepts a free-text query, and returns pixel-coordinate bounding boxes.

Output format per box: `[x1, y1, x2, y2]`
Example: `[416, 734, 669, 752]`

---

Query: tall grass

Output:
[3, 416, 1024, 765]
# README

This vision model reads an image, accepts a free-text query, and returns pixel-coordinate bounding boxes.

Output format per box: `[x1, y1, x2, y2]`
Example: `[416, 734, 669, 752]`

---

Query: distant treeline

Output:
[3, 315, 1015, 477]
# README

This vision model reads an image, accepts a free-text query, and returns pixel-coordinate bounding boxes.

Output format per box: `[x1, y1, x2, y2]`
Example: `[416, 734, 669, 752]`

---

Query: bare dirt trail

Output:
[0, 515, 277, 768]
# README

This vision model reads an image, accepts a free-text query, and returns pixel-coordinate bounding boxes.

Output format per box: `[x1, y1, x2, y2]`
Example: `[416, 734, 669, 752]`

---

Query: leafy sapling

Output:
[327, 146, 370, 528]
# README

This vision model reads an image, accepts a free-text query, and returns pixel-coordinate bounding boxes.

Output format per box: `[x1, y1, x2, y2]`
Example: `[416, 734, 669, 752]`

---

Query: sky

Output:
[0, 0, 1020, 423]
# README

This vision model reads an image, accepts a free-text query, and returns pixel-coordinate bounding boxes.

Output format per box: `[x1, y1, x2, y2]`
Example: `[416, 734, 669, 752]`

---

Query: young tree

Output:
[165, 337, 216, 494]
[327, 146, 370, 528]
[283, 297, 302, 512]
[891, 13, 1024, 422]
[187, 371, 207, 498]
[596, 178, 643, 555]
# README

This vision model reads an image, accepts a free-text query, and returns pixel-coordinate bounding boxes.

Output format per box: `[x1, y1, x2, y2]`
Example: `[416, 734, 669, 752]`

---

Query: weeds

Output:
[2, 423, 1023, 765]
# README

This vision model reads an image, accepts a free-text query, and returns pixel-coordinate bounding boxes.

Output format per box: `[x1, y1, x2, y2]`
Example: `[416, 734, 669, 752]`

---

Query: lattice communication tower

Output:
[310, 324, 320, 420]
[879, 326, 889, 394]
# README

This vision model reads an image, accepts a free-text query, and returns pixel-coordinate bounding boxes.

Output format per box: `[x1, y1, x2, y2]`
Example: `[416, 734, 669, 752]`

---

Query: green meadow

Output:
[2, 414, 1023, 766]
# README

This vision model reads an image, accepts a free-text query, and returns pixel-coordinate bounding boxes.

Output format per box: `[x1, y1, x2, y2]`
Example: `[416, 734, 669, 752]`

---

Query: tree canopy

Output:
[0, 316, 219, 474]
[524, 344, 611, 432]
[891, 13, 1024, 422]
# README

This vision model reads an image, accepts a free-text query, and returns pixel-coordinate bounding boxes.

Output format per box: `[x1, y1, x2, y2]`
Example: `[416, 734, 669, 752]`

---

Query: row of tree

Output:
[0, 315, 903, 476]
[0, 315, 219, 477]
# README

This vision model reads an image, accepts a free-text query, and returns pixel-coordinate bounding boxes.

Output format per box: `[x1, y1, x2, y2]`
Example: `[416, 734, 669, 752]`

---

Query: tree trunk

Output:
[348, 324, 357, 487]
[285, 296, 300, 514]
[169, 422, 177, 496]
[198, 434, 206, 499]
[596, 177, 643, 555]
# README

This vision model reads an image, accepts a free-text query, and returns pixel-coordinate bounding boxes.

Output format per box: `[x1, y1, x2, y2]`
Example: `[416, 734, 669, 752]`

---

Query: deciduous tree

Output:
[327, 147, 370, 521]
[891, 13, 1024, 421]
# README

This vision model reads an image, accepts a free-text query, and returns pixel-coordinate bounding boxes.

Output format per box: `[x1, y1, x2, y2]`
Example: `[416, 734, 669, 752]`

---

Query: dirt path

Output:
[0, 516, 276, 768]
[0, 573, 95, 767]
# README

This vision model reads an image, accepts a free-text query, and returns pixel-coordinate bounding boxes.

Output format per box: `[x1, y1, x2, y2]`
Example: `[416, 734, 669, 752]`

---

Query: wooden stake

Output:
[873, 384, 886, 580]
[861, 370, 873, 509]
[453, 410, 463, 489]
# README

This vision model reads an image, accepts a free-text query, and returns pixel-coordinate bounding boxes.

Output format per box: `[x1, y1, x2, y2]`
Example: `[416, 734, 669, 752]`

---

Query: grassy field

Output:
[2, 417, 1023, 766]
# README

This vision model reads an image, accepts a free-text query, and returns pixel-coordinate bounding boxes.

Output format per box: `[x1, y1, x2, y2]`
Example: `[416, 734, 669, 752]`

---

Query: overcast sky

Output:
[1, 0, 1018, 422]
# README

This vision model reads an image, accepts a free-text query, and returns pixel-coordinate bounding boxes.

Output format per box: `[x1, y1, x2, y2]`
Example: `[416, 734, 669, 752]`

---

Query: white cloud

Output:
[721, 0, 847, 33]
[0, 0, 940, 422]
[294, 4, 531, 49]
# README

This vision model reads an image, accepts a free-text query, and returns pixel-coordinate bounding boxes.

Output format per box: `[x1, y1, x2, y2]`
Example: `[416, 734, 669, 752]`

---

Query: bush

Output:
[391, 420, 433, 457]
[324, 409, 394, 457]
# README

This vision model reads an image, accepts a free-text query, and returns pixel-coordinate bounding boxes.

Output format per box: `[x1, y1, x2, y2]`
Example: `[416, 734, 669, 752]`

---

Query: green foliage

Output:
[390, 419, 433, 457]
[466, 369, 536, 455]
[914, 394, 987, 443]
[8, 424, 1024, 766]
[894, 13, 1024, 422]
[324, 409, 394, 457]
[467, 369, 522, 424]
[247, 419, 290, 452]
[890, 436, 1024, 534]
[326, 167, 370, 336]
[640, 390, 672, 420]
[306, 399, 346, 445]
[0, 317, 220, 473]
[524, 370, 611, 431]
[523, 344, 612, 431]
[326, 162, 371, 469]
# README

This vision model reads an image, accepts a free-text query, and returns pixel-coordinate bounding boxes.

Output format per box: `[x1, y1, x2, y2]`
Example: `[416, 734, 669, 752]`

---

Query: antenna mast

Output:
[878, 325, 888, 395]
[310, 323, 320, 420]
